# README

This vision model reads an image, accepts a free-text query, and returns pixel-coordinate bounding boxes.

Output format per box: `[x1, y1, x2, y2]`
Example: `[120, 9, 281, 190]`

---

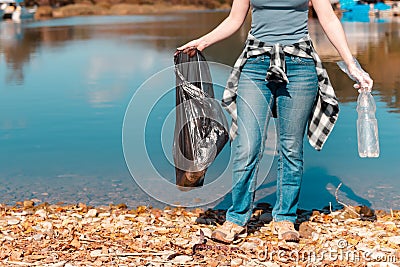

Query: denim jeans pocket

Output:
[289, 56, 315, 66]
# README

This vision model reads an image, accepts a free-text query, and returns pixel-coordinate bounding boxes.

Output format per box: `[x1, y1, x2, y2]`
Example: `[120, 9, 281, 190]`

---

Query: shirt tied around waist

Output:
[221, 33, 340, 151]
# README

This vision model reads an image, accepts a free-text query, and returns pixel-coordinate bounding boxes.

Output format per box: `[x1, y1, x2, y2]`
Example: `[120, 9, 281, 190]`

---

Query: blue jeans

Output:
[225, 54, 318, 226]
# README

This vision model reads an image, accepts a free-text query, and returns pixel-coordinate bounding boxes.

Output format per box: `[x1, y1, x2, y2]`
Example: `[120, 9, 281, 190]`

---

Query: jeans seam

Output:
[277, 105, 284, 214]
[248, 93, 274, 219]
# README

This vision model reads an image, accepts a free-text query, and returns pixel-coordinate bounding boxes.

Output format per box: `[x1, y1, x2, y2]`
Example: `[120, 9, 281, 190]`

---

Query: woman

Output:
[178, 0, 373, 242]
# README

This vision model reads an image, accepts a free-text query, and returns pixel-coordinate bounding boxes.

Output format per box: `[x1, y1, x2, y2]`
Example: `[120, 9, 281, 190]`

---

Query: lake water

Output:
[0, 12, 399, 211]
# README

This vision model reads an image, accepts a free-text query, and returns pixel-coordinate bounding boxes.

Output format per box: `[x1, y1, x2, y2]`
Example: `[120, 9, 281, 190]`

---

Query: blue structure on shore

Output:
[339, 0, 392, 22]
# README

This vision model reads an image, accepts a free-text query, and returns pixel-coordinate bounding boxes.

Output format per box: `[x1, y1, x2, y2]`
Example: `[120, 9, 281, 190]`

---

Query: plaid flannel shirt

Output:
[221, 33, 340, 150]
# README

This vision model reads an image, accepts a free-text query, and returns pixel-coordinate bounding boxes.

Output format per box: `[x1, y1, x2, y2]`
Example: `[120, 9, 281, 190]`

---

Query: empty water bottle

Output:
[356, 90, 380, 157]
[337, 58, 379, 158]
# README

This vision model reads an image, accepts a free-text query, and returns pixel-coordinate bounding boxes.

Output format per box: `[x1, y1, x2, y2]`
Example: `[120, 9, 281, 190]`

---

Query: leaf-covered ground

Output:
[0, 201, 399, 267]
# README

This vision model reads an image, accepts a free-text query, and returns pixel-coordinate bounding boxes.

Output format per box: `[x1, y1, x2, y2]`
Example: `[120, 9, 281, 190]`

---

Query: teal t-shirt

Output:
[250, 0, 309, 45]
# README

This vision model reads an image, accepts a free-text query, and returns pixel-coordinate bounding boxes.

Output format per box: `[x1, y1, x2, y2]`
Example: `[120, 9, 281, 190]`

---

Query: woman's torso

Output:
[250, 0, 309, 45]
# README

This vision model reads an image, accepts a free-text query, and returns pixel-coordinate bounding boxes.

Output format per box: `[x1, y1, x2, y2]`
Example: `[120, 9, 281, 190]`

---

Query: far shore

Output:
[34, 3, 232, 19]
[32, 1, 400, 21]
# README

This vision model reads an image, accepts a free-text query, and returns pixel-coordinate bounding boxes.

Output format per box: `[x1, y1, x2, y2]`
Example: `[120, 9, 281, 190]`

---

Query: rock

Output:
[359, 205, 377, 221]
[388, 236, 400, 245]
[90, 249, 103, 257]
[71, 213, 83, 219]
[120, 228, 129, 234]
[311, 232, 319, 241]
[114, 203, 127, 209]
[4, 235, 14, 241]
[240, 241, 258, 251]
[23, 200, 35, 209]
[299, 221, 314, 239]
[339, 207, 360, 220]
[86, 209, 98, 217]
[35, 209, 47, 219]
[10, 250, 23, 260]
[259, 212, 273, 223]
[231, 258, 243, 266]
[42, 221, 53, 231]
[48, 261, 68, 267]
[174, 237, 189, 246]
[33, 233, 44, 241]
[70, 237, 81, 248]
[172, 255, 192, 264]
[7, 218, 20, 225]
[258, 262, 280, 267]
[11, 211, 28, 216]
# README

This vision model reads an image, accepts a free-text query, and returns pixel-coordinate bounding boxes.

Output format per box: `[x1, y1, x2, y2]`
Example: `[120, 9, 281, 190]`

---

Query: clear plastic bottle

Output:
[356, 90, 380, 157]
[337, 58, 379, 158]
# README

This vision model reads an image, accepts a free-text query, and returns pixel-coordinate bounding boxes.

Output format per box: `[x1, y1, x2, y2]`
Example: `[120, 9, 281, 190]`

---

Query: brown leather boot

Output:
[211, 221, 247, 243]
[271, 220, 300, 242]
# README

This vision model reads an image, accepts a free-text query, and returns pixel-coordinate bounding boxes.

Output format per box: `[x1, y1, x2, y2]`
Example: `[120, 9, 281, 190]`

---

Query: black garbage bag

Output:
[173, 50, 229, 190]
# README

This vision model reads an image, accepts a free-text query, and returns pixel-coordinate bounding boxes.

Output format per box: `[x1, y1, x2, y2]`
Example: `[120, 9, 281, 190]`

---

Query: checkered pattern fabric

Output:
[221, 33, 340, 151]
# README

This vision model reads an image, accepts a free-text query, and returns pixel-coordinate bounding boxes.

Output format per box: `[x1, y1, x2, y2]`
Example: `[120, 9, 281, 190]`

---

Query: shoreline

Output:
[1, 201, 399, 266]
[32, 2, 400, 20]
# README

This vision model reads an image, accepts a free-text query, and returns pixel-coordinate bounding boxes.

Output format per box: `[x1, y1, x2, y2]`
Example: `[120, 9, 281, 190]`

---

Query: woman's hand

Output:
[347, 63, 374, 91]
[175, 38, 208, 57]
[177, 38, 208, 52]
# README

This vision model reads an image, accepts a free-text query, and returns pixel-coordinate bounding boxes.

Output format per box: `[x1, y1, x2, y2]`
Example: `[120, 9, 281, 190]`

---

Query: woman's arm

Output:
[177, 0, 250, 53]
[311, 0, 373, 89]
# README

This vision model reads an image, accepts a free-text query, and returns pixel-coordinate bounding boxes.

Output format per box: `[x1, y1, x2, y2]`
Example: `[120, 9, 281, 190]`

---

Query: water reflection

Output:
[1, 14, 399, 112]
[309, 18, 400, 112]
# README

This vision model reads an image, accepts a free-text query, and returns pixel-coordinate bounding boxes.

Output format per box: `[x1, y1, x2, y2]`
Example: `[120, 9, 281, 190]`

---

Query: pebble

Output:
[23, 200, 35, 209]
[4, 235, 14, 241]
[231, 258, 243, 266]
[120, 228, 129, 234]
[299, 221, 315, 239]
[35, 209, 47, 219]
[240, 241, 258, 251]
[71, 213, 83, 219]
[387, 235, 400, 245]
[311, 231, 319, 241]
[48, 261, 67, 267]
[7, 218, 20, 225]
[90, 249, 103, 257]
[86, 209, 98, 217]
[259, 212, 273, 223]
[11, 211, 28, 216]
[42, 221, 53, 230]
[172, 255, 192, 264]
[33, 233, 44, 241]
[259, 262, 280, 267]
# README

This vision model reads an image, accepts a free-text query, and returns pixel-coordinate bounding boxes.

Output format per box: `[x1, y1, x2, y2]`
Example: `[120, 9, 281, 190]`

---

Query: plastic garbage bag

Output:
[173, 50, 229, 190]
